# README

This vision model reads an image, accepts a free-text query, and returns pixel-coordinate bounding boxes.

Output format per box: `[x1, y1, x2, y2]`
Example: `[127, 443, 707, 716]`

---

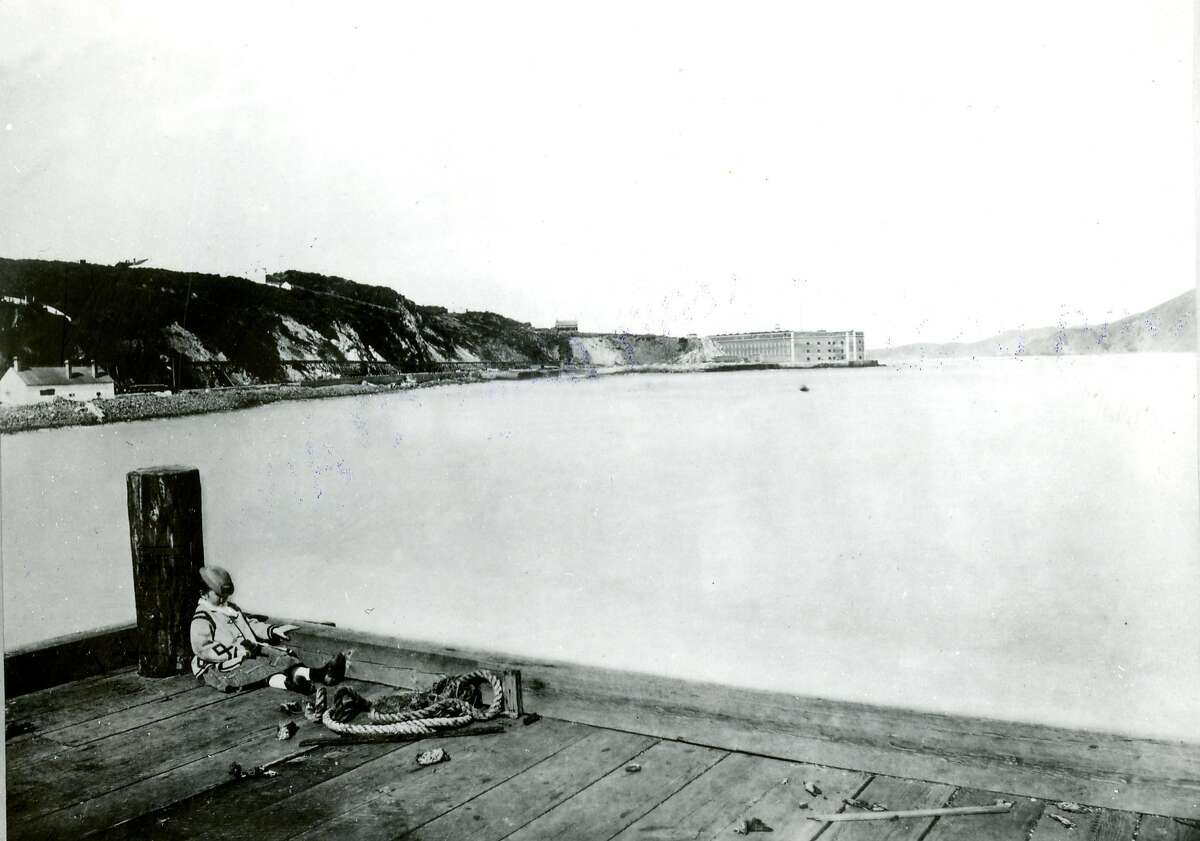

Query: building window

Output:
[39, 388, 54, 396]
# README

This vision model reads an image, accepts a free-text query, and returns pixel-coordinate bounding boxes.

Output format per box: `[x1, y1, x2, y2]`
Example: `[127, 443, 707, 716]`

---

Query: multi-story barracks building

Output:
[708, 330, 866, 365]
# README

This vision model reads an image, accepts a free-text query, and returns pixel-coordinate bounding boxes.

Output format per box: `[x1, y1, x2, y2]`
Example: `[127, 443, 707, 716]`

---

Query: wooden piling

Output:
[126, 466, 205, 677]
[503, 669, 525, 717]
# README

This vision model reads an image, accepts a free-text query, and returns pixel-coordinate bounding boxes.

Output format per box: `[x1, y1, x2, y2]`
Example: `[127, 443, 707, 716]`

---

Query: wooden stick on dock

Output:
[299, 724, 506, 747]
[807, 803, 1013, 822]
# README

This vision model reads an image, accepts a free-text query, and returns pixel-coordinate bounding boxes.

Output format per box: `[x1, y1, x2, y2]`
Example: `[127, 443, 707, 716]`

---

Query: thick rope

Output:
[321, 669, 504, 736]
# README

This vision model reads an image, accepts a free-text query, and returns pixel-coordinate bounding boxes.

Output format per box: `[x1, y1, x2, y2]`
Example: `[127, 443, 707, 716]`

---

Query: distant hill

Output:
[872, 290, 1195, 360]
[0, 258, 689, 388]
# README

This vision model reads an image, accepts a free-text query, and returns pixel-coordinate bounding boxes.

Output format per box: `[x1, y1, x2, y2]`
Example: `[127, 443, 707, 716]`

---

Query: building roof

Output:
[709, 329, 863, 340]
[7, 366, 114, 386]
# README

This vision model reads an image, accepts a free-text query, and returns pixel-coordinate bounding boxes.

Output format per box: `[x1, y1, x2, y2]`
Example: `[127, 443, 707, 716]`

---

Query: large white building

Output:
[708, 330, 866, 365]
[0, 359, 115, 404]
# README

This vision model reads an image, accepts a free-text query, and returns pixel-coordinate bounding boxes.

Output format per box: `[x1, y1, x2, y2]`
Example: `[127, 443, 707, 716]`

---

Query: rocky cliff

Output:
[0, 259, 691, 387]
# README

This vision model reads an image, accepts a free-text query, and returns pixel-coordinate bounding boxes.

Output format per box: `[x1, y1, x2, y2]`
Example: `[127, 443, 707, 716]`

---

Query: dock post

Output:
[126, 466, 205, 677]
[502, 670, 524, 717]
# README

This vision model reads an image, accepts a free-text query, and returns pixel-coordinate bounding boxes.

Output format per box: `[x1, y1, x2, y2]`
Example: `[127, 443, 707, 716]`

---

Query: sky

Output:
[0, 1, 1193, 347]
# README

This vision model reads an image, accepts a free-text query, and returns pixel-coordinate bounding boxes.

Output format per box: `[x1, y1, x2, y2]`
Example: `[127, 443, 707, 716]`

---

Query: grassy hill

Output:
[872, 289, 1195, 360]
[0, 259, 685, 387]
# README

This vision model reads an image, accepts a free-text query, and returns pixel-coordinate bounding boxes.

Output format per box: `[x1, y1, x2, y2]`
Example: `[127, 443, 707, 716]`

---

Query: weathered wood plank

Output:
[337, 658, 438, 691]
[7, 678, 210, 770]
[530, 679, 1198, 820]
[285, 628, 480, 690]
[609, 752, 816, 841]
[288, 632, 519, 715]
[1093, 810, 1141, 840]
[503, 740, 727, 841]
[6, 687, 282, 825]
[4, 735, 69, 770]
[71, 678, 392, 840]
[403, 728, 658, 841]
[5, 668, 197, 740]
[46, 684, 228, 747]
[205, 717, 590, 841]
[923, 787, 1045, 841]
[705, 764, 872, 841]
[1140, 815, 1200, 841]
[1029, 807, 1095, 839]
[1027, 804, 1140, 840]
[822, 777, 955, 841]
[280, 623, 1200, 818]
[3, 624, 139, 697]
[286, 629, 453, 691]
[5, 666, 135, 725]
[9, 685, 231, 774]
[11, 727, 325, 841]
[87, 741, 407, 841]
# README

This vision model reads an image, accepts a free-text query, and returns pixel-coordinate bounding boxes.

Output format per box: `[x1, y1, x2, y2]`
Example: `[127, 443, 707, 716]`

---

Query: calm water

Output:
[3, 355, 1197, 740]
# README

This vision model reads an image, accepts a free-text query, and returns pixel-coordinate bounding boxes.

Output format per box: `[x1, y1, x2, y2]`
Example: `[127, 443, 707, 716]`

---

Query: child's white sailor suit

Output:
[189, 598, 300, 692]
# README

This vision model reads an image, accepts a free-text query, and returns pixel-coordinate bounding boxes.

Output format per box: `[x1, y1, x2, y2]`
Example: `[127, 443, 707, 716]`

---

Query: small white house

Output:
[0, 358, 116, 405]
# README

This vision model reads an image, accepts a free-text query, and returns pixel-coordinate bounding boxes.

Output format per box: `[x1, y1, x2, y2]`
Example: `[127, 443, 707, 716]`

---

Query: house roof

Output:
[6, 366, 114, 386]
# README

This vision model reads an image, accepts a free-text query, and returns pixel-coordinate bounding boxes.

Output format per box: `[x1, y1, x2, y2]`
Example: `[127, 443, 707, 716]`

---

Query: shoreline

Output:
[0, 360, 881, 435]
[0, 374, 472, 436]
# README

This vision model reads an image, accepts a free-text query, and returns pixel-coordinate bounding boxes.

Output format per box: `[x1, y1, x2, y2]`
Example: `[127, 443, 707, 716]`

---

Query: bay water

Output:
[3, 354, 1196, 740]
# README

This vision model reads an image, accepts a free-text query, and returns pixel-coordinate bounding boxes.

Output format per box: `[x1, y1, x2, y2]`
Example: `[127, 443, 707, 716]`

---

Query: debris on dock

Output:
[843, 797, 891, 811]
[228, 762, 278, 780]
[733, 816, 774, 833]
[1054, 801, 1094, 814]
[416, 747, 449, 767]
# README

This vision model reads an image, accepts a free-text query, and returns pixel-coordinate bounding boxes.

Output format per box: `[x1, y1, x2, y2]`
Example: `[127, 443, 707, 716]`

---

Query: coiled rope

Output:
[320, 669, 504, 736]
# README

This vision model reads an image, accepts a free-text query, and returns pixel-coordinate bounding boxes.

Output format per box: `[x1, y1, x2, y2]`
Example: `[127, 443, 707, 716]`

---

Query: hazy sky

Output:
[0, 2, 1192, 346]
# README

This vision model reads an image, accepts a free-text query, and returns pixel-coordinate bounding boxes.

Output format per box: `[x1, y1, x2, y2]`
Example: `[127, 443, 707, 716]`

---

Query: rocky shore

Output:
[0, 361, 880, 434]
[0, 375, 476, 435]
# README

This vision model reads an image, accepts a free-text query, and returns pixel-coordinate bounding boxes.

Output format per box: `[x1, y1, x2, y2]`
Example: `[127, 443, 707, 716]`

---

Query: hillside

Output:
[872, 290, 1196, 360]
[0, 259, 690, 387]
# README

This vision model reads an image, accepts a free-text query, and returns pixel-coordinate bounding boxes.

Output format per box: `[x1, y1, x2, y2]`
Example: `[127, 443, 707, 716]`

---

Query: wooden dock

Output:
[5, 662, 1198, 840]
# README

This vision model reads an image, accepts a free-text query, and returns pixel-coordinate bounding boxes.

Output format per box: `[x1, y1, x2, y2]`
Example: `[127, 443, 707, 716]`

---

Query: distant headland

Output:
[0, 257, 874, 432]
[872, 289, 1195, 360]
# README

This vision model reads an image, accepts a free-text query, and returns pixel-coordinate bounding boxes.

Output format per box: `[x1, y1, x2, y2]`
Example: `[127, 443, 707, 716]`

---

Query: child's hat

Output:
[199, 566, 234, 596]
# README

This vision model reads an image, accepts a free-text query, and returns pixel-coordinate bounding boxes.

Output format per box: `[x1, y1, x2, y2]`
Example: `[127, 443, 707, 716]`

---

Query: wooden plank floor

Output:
[6, 668, 1199, 841]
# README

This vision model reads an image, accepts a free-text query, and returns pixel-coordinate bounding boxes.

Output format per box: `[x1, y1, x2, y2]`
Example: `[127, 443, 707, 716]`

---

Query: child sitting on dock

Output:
[190, 565, 346, 694]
